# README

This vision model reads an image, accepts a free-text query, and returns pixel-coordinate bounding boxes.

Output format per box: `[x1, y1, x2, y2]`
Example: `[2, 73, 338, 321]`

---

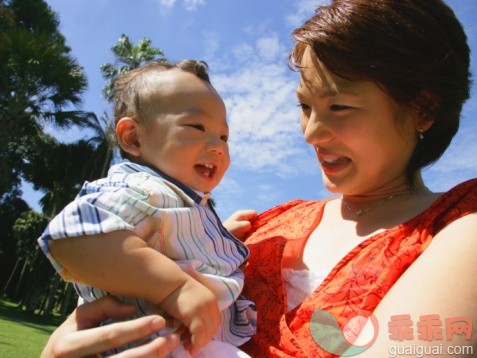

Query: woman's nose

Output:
[302, 111, 333, 145]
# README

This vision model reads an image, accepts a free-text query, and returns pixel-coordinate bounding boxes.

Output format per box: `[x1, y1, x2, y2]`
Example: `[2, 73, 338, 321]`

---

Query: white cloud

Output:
[213, 38, 315, 178]
[256, 184, 282, 203]
[286, 0, 327, 28]
[231, 42, 255, 63]
[184, 0, 206, 12]
[157, 0, 205, 11]
[213, 176, 245, 215]
[256, 34, 283, 62]
[229, 34, 286, 65]
[242, 19, 273, 38]
[158, 0, 176, 8]
[202, 31, 220, 59]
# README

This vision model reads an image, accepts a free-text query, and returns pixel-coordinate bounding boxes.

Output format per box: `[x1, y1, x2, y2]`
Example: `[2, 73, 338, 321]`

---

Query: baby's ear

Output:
[116, 117, 142, 157]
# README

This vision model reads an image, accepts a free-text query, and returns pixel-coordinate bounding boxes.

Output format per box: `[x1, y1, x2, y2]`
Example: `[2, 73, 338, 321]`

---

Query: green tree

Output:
[0, 0, 93, 315]
[82, 111, 117, 178]
[0, 0, 90, 199]
[22, 136, 97, 216]
[10, 210, 59, 313]
[0, 192, 29, 292]
[100, 34, 167, 103]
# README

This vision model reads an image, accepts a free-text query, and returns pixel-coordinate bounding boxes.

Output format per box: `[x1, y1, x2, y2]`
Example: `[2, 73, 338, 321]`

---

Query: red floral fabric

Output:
[240, 179, 477, 357]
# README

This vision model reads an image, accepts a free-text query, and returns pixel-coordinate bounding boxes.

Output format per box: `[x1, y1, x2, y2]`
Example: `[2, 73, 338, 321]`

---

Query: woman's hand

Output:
[41, 296, 180, 358]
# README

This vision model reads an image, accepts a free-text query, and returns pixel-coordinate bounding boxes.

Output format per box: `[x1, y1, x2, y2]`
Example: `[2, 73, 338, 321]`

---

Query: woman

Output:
[240, 0, 476, 356]
[43, 0, 476, 357]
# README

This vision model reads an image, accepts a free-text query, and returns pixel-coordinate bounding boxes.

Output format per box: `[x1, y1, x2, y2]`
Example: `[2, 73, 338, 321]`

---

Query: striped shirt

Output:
[38, 161, 256, 347]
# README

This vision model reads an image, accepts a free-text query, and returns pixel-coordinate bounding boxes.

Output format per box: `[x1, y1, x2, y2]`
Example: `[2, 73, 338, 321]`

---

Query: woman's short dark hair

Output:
[290, 0, 471, 186]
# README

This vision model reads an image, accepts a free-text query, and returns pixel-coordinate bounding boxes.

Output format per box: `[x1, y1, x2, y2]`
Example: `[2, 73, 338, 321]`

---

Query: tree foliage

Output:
[0, 0, 90, 199]
[100, 34, 167, 102]
[0, 193, 29, 289]
[0, 0, 90, 314]
[97, 34, 168, 176]
[1, 0, 170, 318]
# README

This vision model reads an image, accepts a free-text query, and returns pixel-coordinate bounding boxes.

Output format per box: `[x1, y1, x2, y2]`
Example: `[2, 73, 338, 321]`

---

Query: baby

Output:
[38, 60, 256, 356]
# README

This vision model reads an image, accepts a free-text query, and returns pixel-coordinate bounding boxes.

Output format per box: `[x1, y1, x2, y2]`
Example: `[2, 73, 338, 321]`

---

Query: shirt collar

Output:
[123, 160, 210, 206]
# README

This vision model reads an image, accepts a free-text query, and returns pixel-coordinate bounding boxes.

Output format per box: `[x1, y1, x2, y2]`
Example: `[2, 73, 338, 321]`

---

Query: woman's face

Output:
[296, 50, 419, 196]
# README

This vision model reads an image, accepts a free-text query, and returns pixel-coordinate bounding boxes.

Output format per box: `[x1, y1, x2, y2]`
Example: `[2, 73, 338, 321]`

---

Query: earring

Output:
[418, 128, 424, 140]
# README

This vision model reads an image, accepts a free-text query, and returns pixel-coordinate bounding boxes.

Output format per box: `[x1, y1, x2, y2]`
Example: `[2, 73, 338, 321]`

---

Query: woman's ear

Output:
[116, 117, 142, 158]
[416, 115, 435, 134]
[415, 89, 439, 133]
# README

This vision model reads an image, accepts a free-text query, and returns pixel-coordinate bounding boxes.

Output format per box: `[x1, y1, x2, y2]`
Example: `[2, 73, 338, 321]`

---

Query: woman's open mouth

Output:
[319, 155, 352, 174]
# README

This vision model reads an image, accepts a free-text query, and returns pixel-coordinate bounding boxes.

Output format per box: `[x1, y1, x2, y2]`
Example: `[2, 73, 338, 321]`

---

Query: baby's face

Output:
[137, 70, 230, 193]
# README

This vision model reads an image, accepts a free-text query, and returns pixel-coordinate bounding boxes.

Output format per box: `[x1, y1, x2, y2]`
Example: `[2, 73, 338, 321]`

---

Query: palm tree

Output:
[82, 111, 117, 178]
[22, 136, 99, 217]
[0, 1, 92, 312]
[0, 192, 29, 294]
[0, 0, 90, 199]
[100, 34, 167, 103]
[2, 30, 169, 314]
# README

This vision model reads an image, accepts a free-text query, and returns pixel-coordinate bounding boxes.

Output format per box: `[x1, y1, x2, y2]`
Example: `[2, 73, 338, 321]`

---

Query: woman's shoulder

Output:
[431, 178, 477, 219]
[245, 198, 332, 245]
[434, 178, 477, 235]
[445, 177, 477, 195]
[404, 178, 477, 235]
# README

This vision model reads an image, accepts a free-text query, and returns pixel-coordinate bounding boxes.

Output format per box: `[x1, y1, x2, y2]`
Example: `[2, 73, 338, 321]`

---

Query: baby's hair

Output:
[113, 59, 211, 125]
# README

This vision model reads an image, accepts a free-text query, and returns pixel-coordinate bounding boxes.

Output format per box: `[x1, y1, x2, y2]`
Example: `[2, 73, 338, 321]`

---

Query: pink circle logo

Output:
[310, 309, 379, 356]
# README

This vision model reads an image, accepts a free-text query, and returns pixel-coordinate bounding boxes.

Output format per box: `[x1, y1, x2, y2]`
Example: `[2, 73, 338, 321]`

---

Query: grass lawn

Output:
[0, 298, 61, 358]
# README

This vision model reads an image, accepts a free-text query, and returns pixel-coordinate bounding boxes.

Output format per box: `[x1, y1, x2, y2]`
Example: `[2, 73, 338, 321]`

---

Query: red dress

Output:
[240, 179, 477, 357]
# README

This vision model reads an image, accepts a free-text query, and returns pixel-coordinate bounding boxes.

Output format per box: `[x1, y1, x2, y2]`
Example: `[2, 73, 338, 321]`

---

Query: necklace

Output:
[341, 194, 408, 217]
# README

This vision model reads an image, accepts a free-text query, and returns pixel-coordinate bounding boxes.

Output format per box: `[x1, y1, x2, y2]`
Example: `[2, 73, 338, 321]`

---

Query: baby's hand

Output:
[160, 278, 220, 355]
[223, 209, 258, 240]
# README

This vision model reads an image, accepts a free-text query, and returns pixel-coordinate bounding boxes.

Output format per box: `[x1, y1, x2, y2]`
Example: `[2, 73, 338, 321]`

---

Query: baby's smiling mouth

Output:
[195, 163, 216, 177]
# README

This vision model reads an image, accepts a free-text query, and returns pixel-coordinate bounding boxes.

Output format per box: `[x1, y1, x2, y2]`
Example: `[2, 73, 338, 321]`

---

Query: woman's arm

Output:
[358, 213, 477, 357]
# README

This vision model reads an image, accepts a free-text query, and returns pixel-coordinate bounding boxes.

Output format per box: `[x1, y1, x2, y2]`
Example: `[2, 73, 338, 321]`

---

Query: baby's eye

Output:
[220, 135, 229, 143]
[189, 124, 205, 131]
[297, 103, 311, 111]
[329, 104, 351, 111]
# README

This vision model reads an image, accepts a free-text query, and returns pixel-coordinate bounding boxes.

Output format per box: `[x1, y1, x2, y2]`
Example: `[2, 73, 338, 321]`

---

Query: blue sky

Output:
[24, 0, 477, 220]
